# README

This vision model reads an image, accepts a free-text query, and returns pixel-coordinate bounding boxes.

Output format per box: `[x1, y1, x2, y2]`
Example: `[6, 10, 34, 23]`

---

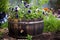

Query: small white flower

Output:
[17, 7, 20, 10]
[36, 8, 40, 12]
[22, 1, 24, 3]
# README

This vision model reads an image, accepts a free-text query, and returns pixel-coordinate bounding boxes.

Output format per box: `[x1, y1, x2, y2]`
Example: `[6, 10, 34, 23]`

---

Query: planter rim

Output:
[9, 20, 43, 24]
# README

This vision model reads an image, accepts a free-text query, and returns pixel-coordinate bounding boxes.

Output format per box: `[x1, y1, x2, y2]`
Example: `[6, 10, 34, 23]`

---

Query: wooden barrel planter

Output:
[8, 19, 44, 38]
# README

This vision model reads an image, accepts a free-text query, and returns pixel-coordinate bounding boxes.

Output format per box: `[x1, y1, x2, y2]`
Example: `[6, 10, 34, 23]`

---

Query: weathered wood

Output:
[8, 19, 44, 38]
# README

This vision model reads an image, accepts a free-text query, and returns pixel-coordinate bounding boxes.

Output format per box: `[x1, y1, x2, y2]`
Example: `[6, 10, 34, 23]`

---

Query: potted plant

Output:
[0, 0, 9, 28]
[8, 0, 44, 38]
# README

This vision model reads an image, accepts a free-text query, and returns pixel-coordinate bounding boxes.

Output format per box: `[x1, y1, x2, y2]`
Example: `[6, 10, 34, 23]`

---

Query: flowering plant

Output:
[0, 0, 9, 24]
[9, 0, 44, 21]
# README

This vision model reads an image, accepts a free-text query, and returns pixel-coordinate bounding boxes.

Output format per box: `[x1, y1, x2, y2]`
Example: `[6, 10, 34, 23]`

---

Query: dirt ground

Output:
[0, 28, 60, 40]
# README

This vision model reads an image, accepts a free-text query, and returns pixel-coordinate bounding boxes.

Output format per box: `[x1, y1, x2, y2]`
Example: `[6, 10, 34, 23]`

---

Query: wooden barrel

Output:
[8, 19, 44, 38]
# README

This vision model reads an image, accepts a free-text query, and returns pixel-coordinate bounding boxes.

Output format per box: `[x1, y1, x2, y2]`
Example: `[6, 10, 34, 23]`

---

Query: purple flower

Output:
[15, 10, 18, 12]
[24, 1, 27, 5]
[15, 7, 18, 12]
[0, 12, 8, 23]
[15, 7, 18, 10]
[25, 4, 29, 8]
[28, 10, 31, 13]
[15, 6, 20, 12]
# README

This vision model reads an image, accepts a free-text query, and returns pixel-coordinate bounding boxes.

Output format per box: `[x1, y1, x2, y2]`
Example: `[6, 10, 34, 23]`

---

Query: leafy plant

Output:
[40, 0, 49, 5]
[23, 0, 31, 3]
[1, 22, 8, 28]
[2, 0, 49, 27]
[43, 12, 60, 32]
[55, 19, 60, 31]
[0, 0, 9, 12]
[26, 34, 32, 40]
[9, 0, 44, 21]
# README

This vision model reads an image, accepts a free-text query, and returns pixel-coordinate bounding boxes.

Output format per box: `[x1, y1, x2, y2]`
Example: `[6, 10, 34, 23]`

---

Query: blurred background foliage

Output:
[43, 13, 60, 32]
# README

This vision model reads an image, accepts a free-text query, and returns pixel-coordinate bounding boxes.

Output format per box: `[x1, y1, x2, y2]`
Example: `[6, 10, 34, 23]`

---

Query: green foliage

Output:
[1, 22, 8, 28]
[0, 0, 9, 12]
[23, 11, 43, 20]
[10, 3, 43, 20]
[9, 0, 49, 20]
[23, 0, 30, 3]
[40, 0, 49, 5]
[43, 13, 60, 32]
[56, 19, 60, 31]
[26, 34, 32, 40]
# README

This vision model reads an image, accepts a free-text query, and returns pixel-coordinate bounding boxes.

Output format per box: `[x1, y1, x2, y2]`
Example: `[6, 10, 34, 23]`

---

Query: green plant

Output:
[26, 34, 32, 40]
[8, 0, 49, 20]
[9, 0, 44, 21]
[40, 0, 49, 5]
[55, 19, 60, 31]
[43, 12, 58, 32]
[2, 0, 48, 27]
[1, 22, 8, 28]
[23, 0, 31, 3]
[0, 0, 9, 28]
[0, 0, 9, 12]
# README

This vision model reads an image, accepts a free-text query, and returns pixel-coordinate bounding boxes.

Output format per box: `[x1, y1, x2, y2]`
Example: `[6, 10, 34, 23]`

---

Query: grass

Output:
[43, 12, 60, 32]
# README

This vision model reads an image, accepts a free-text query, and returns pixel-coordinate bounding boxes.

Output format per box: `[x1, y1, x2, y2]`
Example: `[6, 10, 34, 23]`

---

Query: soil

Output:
[0, 28, 60, 40]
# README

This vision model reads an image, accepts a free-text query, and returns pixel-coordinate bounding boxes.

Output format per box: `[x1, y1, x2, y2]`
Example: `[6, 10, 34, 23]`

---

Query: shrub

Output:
[43, 12, 60, 32]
